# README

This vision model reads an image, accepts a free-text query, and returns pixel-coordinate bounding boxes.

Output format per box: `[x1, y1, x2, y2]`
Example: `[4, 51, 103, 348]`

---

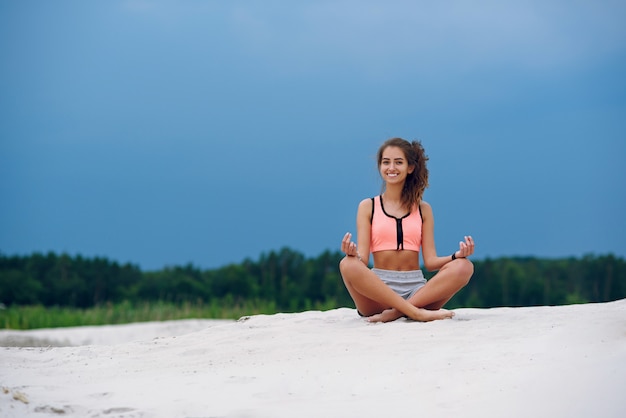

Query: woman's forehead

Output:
[381, 146, 406, 159]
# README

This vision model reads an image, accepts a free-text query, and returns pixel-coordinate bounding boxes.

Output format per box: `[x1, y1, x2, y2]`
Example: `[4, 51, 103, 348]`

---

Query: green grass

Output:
[1, 299, 342, 330]
[0, 299, 335, 330]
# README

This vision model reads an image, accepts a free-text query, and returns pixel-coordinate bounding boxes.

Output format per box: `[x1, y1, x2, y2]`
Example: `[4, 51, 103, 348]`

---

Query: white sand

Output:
[1, 300, 625, 418]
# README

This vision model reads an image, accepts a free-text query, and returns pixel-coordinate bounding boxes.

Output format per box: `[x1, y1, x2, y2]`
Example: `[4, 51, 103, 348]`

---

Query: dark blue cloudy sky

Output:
[1, 1, 625, 270]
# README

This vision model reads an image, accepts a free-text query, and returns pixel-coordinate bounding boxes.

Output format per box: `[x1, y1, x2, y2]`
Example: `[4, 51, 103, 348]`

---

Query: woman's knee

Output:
[339, 256, 356, 276]
[340, 255, 365, 280]
[456, 258, 474, 284]
[446, 258, 473, 286]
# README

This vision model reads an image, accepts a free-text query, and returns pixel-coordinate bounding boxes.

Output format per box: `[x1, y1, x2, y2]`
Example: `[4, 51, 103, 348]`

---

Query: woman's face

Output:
[379, 146, 414, 184]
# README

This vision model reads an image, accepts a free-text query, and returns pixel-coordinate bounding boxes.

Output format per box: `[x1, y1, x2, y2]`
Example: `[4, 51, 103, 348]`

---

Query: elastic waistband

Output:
[371, 268, 424, 277]
[371, 268, 426, 300]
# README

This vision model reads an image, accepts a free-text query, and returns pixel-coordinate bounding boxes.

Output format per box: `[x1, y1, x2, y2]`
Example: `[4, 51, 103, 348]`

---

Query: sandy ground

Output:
[1, 300, 625, 418]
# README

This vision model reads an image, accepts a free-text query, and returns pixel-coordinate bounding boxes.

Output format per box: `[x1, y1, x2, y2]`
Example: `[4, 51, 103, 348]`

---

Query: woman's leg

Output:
[339, 256, 392, 316]
[411, 258, 474, 309]
[339, 256, 453, 322]
[367, 258, 473, 323]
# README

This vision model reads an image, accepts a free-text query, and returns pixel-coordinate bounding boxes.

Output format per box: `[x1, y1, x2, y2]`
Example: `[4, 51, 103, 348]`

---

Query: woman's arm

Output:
[341, 198, 372, 266]
[420, 201, 474, 271]
[355, 198, 373, 265]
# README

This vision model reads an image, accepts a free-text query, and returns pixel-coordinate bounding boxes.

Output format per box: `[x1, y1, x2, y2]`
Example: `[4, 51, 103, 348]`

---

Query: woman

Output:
[339, 138, 474, 322]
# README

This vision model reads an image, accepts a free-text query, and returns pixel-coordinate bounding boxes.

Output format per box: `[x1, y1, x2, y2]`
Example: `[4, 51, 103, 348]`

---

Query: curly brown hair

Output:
[376, 137, 430, 210]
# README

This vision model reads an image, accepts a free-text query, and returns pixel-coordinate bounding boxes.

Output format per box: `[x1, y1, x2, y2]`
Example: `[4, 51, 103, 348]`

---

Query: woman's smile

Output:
[379, 146, 414, 182]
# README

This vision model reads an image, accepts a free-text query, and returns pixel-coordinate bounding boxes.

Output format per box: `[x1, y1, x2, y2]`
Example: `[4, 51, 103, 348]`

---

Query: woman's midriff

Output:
[372, 250, 421, 271]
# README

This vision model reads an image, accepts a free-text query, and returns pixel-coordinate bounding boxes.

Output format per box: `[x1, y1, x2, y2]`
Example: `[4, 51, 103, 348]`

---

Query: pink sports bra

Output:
[370, 195, 422, 253]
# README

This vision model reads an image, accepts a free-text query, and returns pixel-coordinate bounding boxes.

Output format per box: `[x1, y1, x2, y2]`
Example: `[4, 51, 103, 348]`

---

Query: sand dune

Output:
[1, 300, 625, 418]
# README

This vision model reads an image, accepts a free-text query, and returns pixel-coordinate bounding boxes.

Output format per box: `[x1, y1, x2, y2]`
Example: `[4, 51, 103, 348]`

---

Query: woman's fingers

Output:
[459, 241, 467, 256]
[459, 235, 475, 257]
[342, 232, 355, 255]
[341, 233, 350, 249]
[466, 236, 474, 255]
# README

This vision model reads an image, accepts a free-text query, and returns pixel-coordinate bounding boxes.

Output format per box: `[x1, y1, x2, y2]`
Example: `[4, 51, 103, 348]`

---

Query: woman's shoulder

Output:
[419, 200, 433, 214]
[358, 197, 375, 210]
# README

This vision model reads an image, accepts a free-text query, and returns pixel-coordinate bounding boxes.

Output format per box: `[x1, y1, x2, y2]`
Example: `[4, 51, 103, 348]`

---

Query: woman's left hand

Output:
[454, 235, 475, 258]
[341, 232, 358, 257]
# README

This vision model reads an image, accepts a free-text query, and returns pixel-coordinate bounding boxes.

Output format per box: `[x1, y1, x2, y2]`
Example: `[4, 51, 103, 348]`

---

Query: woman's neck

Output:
[382, 183, 404, 203]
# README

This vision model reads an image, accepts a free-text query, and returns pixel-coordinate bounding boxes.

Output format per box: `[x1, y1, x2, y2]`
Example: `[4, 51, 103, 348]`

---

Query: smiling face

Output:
[379, 146, 415, 184]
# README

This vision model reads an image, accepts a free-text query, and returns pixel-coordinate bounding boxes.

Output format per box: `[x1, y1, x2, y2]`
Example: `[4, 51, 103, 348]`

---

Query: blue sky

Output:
[1, 1, 625, 270]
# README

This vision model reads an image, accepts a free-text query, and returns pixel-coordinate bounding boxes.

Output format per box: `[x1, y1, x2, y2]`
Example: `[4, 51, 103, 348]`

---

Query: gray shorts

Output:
[372, 268, 427, 300]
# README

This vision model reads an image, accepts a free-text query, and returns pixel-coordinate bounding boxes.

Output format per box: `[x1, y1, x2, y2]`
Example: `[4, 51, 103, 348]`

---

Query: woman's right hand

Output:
[454, 235, 475, 259]
[342, 232, 358, 257]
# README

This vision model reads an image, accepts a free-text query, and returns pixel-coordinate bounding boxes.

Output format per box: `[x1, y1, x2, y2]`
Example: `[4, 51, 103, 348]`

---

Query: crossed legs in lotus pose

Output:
[339, 256, 473, 323]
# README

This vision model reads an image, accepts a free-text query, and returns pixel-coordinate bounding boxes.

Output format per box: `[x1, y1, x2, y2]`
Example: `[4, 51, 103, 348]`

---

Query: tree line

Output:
[1, 249, 624, 311]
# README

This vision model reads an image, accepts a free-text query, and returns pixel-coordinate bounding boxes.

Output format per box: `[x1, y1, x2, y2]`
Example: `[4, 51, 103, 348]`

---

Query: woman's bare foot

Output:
[411, 307, 454, 322]
[367, 308, 403, 323]
[368, 307, 454, 323]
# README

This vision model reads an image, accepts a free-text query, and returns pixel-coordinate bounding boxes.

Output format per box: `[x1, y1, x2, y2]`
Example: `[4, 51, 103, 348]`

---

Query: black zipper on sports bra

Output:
[379, 196, 410, 251]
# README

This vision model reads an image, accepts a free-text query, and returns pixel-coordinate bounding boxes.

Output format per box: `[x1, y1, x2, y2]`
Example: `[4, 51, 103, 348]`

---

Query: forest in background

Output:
[1, 248, 625, 328]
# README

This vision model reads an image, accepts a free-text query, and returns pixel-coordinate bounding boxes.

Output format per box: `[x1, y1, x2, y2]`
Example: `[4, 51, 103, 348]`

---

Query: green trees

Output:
[0, 252, 143, 308]
[444, 255, 626, 308]
[1, 249, 624, 312]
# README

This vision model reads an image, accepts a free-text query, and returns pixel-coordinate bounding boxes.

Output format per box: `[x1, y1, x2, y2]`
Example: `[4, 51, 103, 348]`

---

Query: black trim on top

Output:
[378, 196, 411, 251]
